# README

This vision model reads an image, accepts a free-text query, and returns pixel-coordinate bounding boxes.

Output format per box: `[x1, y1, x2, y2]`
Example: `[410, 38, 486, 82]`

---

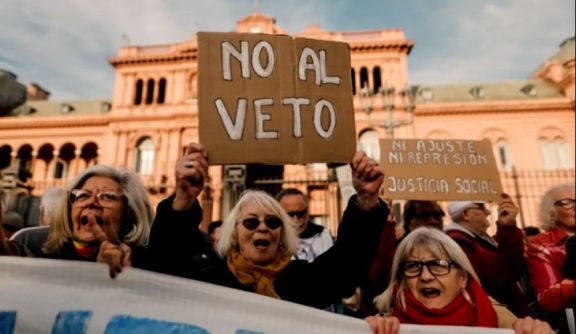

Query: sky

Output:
[0, 0, 574, 101]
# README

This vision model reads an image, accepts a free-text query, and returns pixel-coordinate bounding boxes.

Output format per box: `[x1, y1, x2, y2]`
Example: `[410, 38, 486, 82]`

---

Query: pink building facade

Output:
[1, 12, 574, 233]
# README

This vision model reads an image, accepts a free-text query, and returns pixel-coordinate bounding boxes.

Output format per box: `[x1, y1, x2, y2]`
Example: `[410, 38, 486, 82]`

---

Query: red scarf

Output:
[392, 279, 497, 327]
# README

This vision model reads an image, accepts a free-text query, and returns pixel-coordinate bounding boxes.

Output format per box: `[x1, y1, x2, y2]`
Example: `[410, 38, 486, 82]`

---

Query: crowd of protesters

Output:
[1, 142, 574, 334]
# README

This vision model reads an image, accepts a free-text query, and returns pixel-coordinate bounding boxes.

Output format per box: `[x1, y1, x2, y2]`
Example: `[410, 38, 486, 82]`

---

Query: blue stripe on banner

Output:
[104, 315, 210, 334]
[51, 311, 93, 334]
[0, 312, 17, 334]
[236, 330, 266, 334]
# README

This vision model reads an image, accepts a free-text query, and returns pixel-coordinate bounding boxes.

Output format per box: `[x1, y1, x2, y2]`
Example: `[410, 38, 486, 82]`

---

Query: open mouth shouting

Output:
[419, 287, 442, 299]
[253, 238, 271, 250]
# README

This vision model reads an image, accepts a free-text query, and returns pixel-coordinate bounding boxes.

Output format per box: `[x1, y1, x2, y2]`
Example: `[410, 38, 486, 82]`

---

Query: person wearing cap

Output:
[444, 194, 528, 317]
[276, 188, 334, 263]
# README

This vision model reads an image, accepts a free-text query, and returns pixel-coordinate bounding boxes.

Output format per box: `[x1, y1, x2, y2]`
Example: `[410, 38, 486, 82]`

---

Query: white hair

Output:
[216, 190, 299, 259]
[39, 187, 66, 225]
[374, 227, 479, 314]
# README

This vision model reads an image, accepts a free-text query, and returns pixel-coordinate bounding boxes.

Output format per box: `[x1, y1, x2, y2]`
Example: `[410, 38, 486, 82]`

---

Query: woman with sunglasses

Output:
[526, 183, 575, 332]
[210, 150, 385, 308]
[365, 227, 554, 334]
[146, 143, 388, 309]
[42, 165, 153, 277]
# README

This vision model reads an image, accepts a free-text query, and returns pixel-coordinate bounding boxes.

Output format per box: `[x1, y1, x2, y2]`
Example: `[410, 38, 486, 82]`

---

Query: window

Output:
[145, 79, 155, 105]
[539, 137, 572, 170]
[157, 78, 166, 104]
[555, 138, 570, 169]
[372, 67, 382, 94]
[134, 80, 143, 105]
[360, 67, 369, 91]
[358, 130, 380, 162]
[135, 138, 155, 175]
[54, 160, 68, 179]
[351, 68, 356, 95]
[495, 139, 513, 171]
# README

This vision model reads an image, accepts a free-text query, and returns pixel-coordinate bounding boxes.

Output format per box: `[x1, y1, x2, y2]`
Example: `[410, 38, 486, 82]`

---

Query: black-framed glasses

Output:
[554, 198, 575, 209]
[69, 189, 124, 208]
[240, 216, 283, 230]
[400, 259, 460, 278]
[287, 209, 307, 219]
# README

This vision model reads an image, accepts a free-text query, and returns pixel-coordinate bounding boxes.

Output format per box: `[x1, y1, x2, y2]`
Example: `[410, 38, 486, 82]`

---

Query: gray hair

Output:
[39, 187, 66, 225]
[538, 182, 575, 231]
[216, 189, 299, 259]
[44, 165, 153, 253]
[374, 227, 479, 314]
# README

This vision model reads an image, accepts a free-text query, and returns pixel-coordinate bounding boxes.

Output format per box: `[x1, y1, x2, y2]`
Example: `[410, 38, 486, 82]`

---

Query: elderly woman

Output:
[365, 227, 553, 334]
[146, 143, 388, 309]
[526, 183, 575, 331]
[42, 165, 153, 277]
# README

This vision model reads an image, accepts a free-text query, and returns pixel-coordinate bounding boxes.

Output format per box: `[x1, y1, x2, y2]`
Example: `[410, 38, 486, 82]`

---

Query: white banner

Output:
[0, 257, 512, 334]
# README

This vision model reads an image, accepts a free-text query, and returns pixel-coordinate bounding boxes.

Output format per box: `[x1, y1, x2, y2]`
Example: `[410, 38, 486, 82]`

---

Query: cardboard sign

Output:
[380, 139, 503, 201]
[198, 32, 356, 164]
[0, 257, 513, 334]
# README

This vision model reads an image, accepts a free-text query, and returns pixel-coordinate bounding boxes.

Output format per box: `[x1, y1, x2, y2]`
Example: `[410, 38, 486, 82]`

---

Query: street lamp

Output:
[359, 83, 415, 139]
[359, 85, 373, 123]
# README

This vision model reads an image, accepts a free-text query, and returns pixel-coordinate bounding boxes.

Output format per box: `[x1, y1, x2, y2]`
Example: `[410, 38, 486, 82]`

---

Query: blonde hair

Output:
[216, 189, 299, 259]
[374, 227, 480, 314]
[44, 165, 153, 253]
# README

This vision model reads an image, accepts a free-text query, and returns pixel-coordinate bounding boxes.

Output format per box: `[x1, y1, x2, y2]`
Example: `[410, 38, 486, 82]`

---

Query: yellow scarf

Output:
[227, 249, 291, 299]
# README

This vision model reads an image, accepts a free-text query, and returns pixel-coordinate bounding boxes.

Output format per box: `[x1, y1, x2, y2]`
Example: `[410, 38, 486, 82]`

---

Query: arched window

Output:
[372, 67, 382, 94]
[16, 145, 33, 173]
[555, 137, 571, 169]
[495, 138, 513, 171]
[135, 138, 155, 175]
[54, 143, 76, 179]
[539, 138, 554, 170]
[157, 78, 166, 104]
[134, 79, 143, 105]
[358, 130, 380, 162]
[360, 67, 369, 91]
[540, 136, 572, 169]
[351, 68, 356, 95]
[0, 145, 12, 170]
[80, 142, 99, 166]
[145, 79, 155, 105]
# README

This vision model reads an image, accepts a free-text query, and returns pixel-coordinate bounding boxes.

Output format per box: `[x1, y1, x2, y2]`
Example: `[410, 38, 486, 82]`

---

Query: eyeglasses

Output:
[286, 209, 307, 219]
[240, 216, 283, 230]
[554, 198, 575, 209]
[400, 259, 460, 278]
[69, 189, 124, 208]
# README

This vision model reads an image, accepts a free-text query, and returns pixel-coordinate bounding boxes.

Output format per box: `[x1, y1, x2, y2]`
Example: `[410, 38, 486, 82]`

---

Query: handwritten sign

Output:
[198, 32, 356, 164]
[0, 257, 513, 334]
[380, 139, 503, 201]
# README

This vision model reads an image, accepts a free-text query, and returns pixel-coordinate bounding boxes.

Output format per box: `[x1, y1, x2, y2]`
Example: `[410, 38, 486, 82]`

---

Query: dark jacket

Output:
[148, 195, 388, 309]
[143, 194, 214, 278]
[445, 222, 529, 317]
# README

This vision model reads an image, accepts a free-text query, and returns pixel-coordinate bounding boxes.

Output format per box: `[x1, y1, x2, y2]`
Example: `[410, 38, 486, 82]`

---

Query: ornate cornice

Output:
[349, 41, 414, 54]
[109, 52, 197, 66]
[414, 99, 574, 116]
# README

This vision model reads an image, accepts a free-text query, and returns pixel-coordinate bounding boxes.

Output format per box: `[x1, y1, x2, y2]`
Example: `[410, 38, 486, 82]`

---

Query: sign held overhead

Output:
[198, 32, 356, 164]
